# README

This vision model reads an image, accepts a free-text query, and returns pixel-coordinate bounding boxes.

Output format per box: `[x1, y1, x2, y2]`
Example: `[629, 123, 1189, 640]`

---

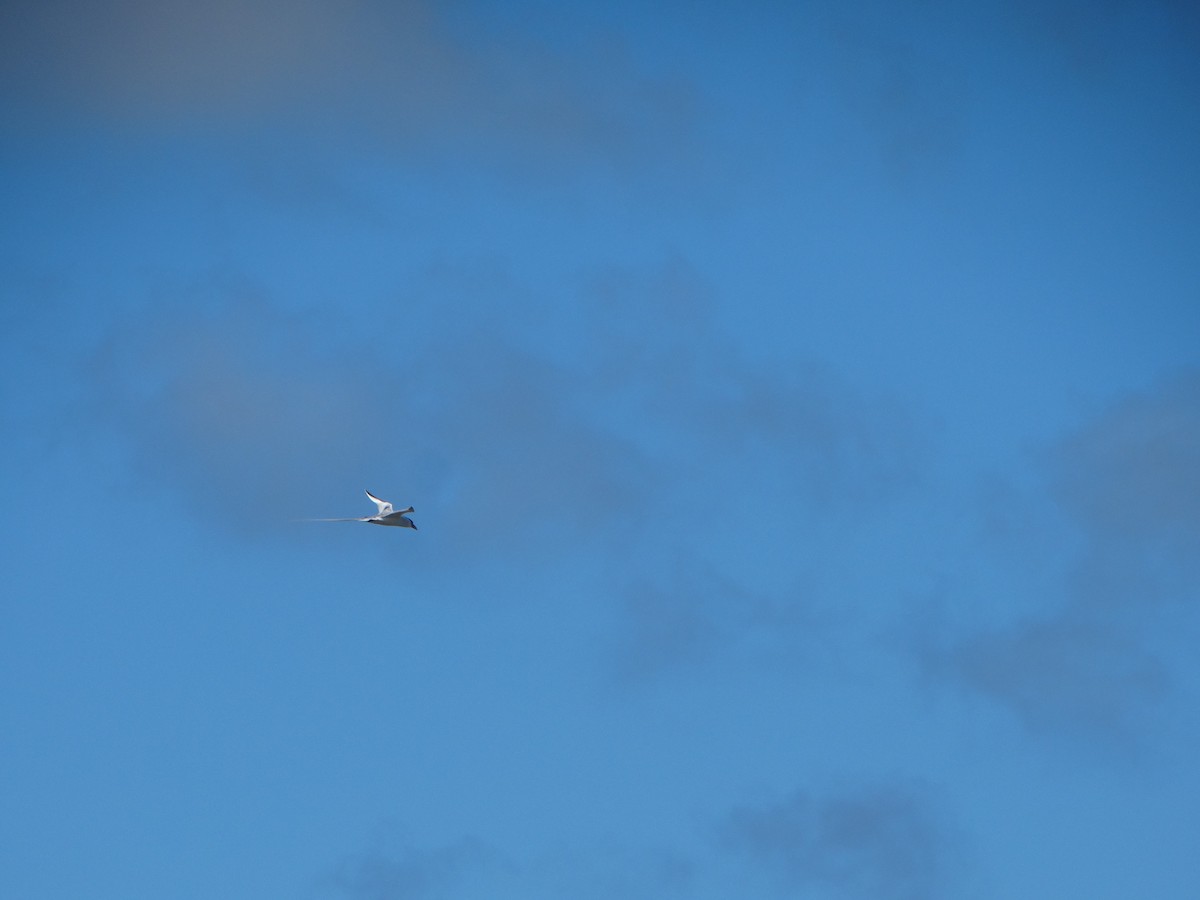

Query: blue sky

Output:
[2, 1, 1199, 897]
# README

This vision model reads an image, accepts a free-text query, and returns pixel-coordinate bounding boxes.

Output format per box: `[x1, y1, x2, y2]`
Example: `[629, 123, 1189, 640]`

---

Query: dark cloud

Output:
[1007, 0, 1200, 83]
[573, 258, 919, 682]
[317, 833, 694, 900]
[921, 609, 1170, 740]
[0, 272, 89, 456]
[609, 562, 815, 684]
[84, 258, 916, 565]
[320, 782, 958, 899]
[83, 276, 654, 556]
[917, 372, 1200, 744]
[1047, 372, 1200, 558]
[528, 843, 696, 900]
[319, 836, 500, 900]
[816, 8, 966, 181]
[721, 783, 952, 900]
[1037, 371, 1200, 625]
[0, 0, 362, 115]
[87, 286, 405, 528]
[576, 258, 921, 507]
[612, 575, 724, 681]
[241, 158, 396, 231]
[0, 0, 700, 177]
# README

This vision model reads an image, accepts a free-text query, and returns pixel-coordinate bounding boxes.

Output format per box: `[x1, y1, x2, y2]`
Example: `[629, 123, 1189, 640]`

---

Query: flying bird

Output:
[306, 491, 417, 529]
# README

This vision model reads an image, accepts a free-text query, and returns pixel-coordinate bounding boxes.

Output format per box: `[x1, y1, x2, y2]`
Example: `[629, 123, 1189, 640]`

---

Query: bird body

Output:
[306, 491, 417, 529]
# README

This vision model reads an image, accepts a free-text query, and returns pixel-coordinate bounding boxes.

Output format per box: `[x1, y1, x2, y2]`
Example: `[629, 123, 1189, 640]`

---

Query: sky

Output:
[2, 1, 1199, 897]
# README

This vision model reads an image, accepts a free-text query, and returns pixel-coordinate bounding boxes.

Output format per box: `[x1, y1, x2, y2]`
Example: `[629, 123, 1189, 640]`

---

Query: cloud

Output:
[1005, 0, 1200, 82]
[319, 781, 959, 899]
[1046, 372, 1200, 558]
[609, 563, 812, 684]
[534, 844, 696, 900]
[720, 783, 952, 900]
[317, 831, 694, 900]
[611, 575, 726, 682]
[87, 287, 404, 527]
[566, 258, 920, 682]
[0, 0, 700, 177]
[1, 0, 360, 115]
[83, 275, 654, 556]
[84, 257, 917, 561]
[815, 7, 966, 181]
[921, 609, 1170, 740]
[319, 836, 500, 900]
[916, 372, 1200, 743]
[575, 258, 921, 507]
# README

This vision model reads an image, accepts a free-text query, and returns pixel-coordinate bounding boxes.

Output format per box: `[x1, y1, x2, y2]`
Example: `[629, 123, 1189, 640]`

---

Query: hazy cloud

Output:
[609, 562, 816, 685]
[818, 8, 966, 180]
[320, 836, 499, 900]
[321, 782, 957, 899]
[573, 258, 919, 682]
[1, 0, 364, 115]
[87, 287, 404, 526]
[918, 372, 1200, 743]
[319, 833, 693, 900]
[84, 278, 653, 554]
[922, 609, 1170, 740]
[1047, 371, 1200, 560]
[0, 0, 699, 176]
[522, 843, 696, 900]
[1007, 0, 1200, 82]
[576, 258, 921, 507]
[721, 783, 950, 900]
[84, 257, 916, 561]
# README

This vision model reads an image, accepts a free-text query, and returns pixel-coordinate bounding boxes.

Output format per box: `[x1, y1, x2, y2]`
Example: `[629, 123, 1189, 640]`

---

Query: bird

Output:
[305, 490, 417, 529]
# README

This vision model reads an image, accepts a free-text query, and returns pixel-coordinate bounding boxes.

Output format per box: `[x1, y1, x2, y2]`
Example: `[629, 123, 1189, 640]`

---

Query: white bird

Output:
[307, 490, 417, 530]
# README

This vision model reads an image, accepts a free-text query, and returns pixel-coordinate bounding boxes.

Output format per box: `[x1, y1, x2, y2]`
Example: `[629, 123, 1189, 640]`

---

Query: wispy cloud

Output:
[574, 258, 922, 506]
[609, 561, 815, 684]
[917, 372, 1200, 744]
[573, 258, 920, 682]
[320, 837, 695, 900]
[319, 836, 500, 900]
[922, 610, 1170, 740]
[84, 277, 654, 554]
[320, 780, 960, 900]
[1046, 372, 1200, 558]
[1005, 0, 1200, 82]
[84, 258, 917, 560]
[719, 782, 954, 900]
[0, 0, 700, 178]
[816, 7, 967, 181]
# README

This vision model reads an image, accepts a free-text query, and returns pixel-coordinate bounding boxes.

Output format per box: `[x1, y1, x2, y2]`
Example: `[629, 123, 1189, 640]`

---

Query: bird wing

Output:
[364, 490, 393, 515]
[302, 517, 371, 522]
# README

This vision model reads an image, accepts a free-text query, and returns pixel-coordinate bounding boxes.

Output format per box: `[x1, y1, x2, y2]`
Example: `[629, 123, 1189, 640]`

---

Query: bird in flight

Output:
[307, 490, 417, 529]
